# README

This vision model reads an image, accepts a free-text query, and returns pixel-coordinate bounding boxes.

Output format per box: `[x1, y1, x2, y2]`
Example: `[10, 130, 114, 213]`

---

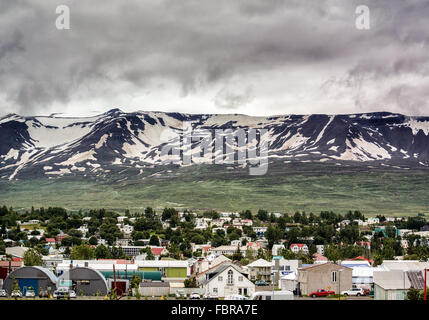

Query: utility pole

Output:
[113, 264, 117, 298]
[425, 268, 428, 301]
[338, 269, 343, 300]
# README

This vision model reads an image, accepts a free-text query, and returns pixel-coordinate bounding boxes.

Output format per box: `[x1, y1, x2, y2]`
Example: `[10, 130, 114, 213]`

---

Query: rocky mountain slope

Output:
[1, 109, 429, 180]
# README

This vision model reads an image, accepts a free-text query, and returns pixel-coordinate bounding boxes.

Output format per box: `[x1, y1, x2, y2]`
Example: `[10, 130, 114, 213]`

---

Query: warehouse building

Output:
[135, 260, 189, 280]
[57, 267, 109, 296]
[3, 266, 57, 295]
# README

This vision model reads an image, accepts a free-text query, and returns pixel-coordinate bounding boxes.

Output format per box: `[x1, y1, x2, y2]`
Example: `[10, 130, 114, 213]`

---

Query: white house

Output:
[290, 243, 309, 254]
[121, 224, 134, 236]
[117, 216, 127, 223]
[316, 245, 325, 255]
[78, 225, 89, 237]
[195, 218, 209, 230]
[367, 217, 380, 225]
[272, 244, 285, 256]
[211, 219, 224, 228]
[202, 264, 255, 297]
[272, 258, 301, 277]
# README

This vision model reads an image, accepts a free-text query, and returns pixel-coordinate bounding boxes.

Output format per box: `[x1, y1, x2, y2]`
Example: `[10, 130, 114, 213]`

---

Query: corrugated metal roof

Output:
[373, 270, 410, 290]
[31, 266, 58, 283]
[406, 271, 425, 290]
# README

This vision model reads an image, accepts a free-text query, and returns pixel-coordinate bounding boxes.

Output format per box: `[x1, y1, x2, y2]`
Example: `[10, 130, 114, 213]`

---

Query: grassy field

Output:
[0, 162, 428, 216]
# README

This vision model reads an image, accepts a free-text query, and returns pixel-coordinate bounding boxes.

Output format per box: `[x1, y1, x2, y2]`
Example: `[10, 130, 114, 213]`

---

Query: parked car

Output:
[53, 287, 76, 299]
[39, 289, 50, 298]
[11, 290, 22, 298]
[25, 289, 36, 297]
[203, 293, 219, 300]
[190, 292, 201, 299]
[175, 290, 187, 299]
[0, 289, 7, 297]
[341, 288, 365, 296]
[255, 280, 268, 286]
[309, 289, 335, 298]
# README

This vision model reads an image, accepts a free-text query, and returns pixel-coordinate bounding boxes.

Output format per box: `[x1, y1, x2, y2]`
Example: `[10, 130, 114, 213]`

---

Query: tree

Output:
[142, 247, 155, 260]
[406, 287, 423, 300]
[88, 236, 98, 245]
[23, 249, 43, 266]
[324, 245, 341, 262]
[131, 275, 142, 289]
[162, 208, 177, 221]
[256, 209, 269, 221]
[95, 244, 111, 259]
[241, 210, 253, 220]
[149, 235, 160, 246]
[232, 245, 243, 261]
[265, 225, 283, 249]
[70, 244, 95, 260]
[184, 277, 197, 288]
[145, 207, 155, 219]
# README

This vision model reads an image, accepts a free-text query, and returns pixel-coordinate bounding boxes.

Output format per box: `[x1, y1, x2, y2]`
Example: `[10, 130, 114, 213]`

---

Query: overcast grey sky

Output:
[1, 0, 429, 117]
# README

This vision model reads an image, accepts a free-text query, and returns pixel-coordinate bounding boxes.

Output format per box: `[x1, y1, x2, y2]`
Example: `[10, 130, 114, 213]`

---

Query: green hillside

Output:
[1, 162, 428, 216]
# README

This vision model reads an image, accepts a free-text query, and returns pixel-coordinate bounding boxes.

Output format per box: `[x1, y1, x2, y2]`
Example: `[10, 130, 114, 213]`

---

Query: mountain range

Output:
[1, 109, 429, 181]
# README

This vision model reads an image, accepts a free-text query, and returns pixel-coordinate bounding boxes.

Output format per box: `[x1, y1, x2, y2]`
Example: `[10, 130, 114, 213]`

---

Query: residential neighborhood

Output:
[0, 206, 429, 300]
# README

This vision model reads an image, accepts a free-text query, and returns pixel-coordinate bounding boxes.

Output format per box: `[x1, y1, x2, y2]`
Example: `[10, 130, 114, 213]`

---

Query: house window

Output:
[332, 271, 337, 282]
[218, 276, 223, 281]
[238, 276, 243, 282]
[213, 288, 218, 294]
[227, 270, 234, 285]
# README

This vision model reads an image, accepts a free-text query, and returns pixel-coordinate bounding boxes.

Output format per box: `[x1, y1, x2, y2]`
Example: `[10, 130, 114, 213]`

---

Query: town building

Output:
[252, 227, 267, 238]
[135, 260, 189, 280]
[341, 260, 374, 292]
[57, 266, 109, 296]
[290, 243, 309, 254]
[297, 263, 352, 296]
[316, 245, 325, 255]
[201, 263, 255, 298]
[247, 258, 272, 282]
[271, 244, 285, 256]
[373, 260, 429, 300]
[3, 266, 57, 295]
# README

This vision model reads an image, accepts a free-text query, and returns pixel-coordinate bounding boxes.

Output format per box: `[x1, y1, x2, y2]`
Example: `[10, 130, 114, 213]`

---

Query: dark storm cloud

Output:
[0, 0, 429, 116]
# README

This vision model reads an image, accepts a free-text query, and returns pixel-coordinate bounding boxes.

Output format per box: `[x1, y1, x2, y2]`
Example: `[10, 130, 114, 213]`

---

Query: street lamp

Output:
[338, 269, 344, 301]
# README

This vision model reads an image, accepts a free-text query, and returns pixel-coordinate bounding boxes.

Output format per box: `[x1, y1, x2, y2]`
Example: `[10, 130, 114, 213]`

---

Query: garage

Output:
[57, 267, 109, 296]
[3, 266, 57, 295]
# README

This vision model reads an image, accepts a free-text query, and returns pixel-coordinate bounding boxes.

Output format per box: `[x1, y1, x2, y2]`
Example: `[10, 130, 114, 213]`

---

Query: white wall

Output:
[204, 267, 255, 297]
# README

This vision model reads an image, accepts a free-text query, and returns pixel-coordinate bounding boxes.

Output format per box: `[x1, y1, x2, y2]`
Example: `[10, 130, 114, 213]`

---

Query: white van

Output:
[249, 290, 294, 300]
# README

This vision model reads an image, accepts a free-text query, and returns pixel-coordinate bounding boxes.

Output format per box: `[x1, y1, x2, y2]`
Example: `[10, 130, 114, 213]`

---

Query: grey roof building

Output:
[57, 267, 109, 296]
[3, 266, 57, 295]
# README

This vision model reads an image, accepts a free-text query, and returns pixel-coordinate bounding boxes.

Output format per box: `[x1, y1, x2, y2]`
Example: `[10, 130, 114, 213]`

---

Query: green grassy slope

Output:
[0, 162, 428, 216]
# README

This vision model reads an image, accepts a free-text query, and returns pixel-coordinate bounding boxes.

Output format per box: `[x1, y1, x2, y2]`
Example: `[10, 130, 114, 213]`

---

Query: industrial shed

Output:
[3, 266, 57, 295]
[57, 267, 109, 296]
